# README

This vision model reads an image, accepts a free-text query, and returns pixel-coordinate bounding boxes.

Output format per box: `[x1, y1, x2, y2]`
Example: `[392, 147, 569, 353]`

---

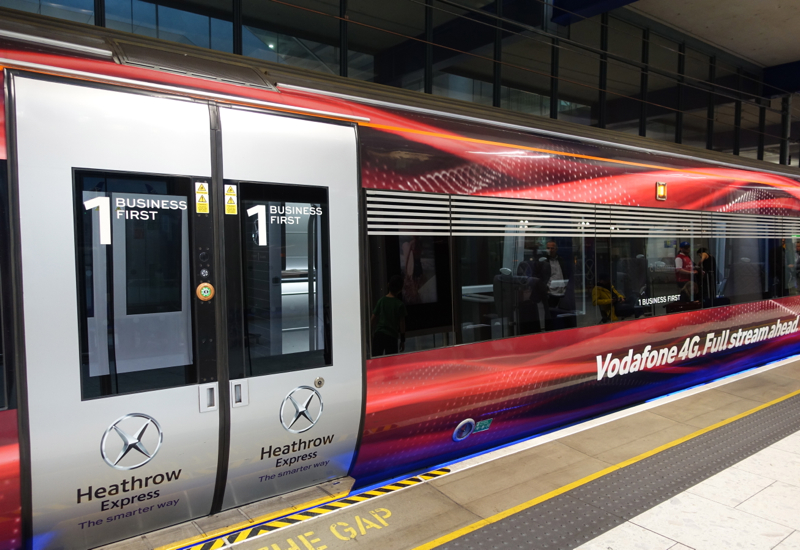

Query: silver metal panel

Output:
[219, 107, 362, 509]
[13, 77, 217, 548]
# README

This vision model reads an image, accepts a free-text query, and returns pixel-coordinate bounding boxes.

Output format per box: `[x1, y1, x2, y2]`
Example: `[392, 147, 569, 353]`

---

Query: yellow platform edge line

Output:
[413, 387, 800, 550]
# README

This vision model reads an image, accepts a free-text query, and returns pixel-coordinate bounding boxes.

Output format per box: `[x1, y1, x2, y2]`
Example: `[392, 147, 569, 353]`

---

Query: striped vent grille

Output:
[597, 206, 706, 238]
[784, 217, 800, 237]
[450, 196, 595, 237]
[366, 190, 794, 239]
[366, 190, 450, 235]
[710, 213, 783, 238]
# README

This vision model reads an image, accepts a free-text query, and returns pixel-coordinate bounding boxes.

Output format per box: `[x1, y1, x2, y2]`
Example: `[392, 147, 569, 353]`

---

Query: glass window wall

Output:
[605, 58, 641, 135]
[243, 0, 339, 75]
[0, 0, 791, 164]
[558, 44, 600, 125]
[347, 0, 424, 86]
[107, 0, 232, 52]
[2, 0, 93, 24]
[500, 33, 551, 117]
[431, 0, 495, 106]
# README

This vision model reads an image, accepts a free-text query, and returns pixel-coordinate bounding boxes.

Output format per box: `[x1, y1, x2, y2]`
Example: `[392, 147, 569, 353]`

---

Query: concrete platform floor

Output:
[100, 355, 800, 550]
[575, 427, 800, 550]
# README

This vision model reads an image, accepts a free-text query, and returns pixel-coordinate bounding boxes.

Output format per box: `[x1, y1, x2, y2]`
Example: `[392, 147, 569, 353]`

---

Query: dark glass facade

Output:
[3, 0, 797, 165]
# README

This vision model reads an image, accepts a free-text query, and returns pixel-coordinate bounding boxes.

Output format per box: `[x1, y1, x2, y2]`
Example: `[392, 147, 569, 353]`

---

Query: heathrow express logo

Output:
[280, 386, 323, 434]
[100, 413, 164, 470]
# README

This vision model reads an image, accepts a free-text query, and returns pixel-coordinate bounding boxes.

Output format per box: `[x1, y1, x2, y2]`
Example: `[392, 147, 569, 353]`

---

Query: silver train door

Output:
[10, 75, 220, 548]
[218, 108, 363, 508]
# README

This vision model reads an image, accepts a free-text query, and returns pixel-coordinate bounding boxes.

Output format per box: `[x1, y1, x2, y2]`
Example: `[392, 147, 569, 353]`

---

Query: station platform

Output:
[103, 355, 800, 550]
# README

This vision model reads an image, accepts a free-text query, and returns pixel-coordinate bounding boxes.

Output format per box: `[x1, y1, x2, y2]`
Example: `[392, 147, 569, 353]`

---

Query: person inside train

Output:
[537, 240, 576, 330]
[696, 247, 718, 304]
[370, 275, 407, 356]
[592, 277, 625, 323]
[675, 241, 697, 290]
[544, 241, 569, 308]
[516, 261, 543, 334]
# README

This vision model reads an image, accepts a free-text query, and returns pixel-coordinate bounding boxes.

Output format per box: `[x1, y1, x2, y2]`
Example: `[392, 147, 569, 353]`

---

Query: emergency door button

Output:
[196, 282, 215, 301]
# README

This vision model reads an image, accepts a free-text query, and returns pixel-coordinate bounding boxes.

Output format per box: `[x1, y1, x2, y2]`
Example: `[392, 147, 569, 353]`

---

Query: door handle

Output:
[199, 382, 219, 413]
[230, 379, 249, 408]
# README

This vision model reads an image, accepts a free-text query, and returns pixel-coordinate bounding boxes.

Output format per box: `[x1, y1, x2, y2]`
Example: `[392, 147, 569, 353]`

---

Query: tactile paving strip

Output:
[439, 394, 800, 550]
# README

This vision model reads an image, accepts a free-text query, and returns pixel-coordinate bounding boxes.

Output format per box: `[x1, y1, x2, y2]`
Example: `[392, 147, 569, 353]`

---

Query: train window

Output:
[452, 196, 595, 342]
[783, 238, 800, 296]
[456, 233, 594, 341]
[75, 171, 196, 399]
[240, 183, 332, 375]
[368, 235, 454, 356]
[709, 237, 774, 305]
[0, 159, 8, 410]
[609, 236, 706, 318]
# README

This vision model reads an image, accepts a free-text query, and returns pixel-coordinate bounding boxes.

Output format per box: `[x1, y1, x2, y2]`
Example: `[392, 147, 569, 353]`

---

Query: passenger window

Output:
[75, 171, 196, 399]
[786, 237, 800, 297]
[366, 190, 454, 357]
[239, 182, 331, 375]
[768, 238, 791, 298]
[0, 159, 8, 409]
[710, 237, 770, 305]
[453, 198, 594, 341]
[606, 207, 705, 319]
[368, 234, 453, 356]
[609, 236, 711, 317]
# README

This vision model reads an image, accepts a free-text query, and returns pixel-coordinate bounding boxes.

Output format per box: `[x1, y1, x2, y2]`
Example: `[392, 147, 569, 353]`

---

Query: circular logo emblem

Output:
[196, 282, 215, 301]
[280, 386, 324, 433]
[101, 413, 164, 470]
[453, 418, 476, 442]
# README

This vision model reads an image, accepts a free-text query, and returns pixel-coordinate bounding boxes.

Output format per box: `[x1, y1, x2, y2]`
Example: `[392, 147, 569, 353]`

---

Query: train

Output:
[0, 9, 799, 549]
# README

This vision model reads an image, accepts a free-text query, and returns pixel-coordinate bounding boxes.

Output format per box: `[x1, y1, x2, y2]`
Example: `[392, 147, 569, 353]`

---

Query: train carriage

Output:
[0, 10, 797, 549]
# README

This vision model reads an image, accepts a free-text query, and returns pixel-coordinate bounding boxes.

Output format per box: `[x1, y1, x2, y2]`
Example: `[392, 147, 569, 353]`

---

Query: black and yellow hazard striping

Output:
[184, 468, 451, 550]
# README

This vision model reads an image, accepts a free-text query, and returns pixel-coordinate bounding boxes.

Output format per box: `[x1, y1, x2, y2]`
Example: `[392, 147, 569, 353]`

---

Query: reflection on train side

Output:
[367, 194, 795, 358]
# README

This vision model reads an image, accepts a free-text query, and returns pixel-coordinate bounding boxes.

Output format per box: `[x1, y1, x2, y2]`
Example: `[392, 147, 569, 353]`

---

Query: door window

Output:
[75, 171, 196, 399]
[0, 160, 8, 410]
[239, 182, 331, 376]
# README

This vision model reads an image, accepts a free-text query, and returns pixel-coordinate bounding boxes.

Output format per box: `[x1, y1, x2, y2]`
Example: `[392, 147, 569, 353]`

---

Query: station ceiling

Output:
[627, 0, 799, 68]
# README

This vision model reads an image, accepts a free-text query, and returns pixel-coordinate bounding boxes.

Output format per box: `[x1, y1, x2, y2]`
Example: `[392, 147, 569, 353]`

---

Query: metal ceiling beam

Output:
[551, 0, 637, 26]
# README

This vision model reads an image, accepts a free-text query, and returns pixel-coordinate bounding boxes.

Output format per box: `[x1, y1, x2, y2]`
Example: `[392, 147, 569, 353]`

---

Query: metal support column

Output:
[93, 0, 105, 27]
[758, 97, 766, 161]
[550, 38, 559, 119]
[598, 13, 608, 129]
[781, 95, 792, 165]
[425, 0, 433, 94]
[339, 0, 348, 77]
[676, 43, 685, 144]
[233, 0, 242, 55]
[733, 69, 742, 156]
[706, 56, 716, 150]
[639, 28, 649, 137]
[493, 0, 503, 108]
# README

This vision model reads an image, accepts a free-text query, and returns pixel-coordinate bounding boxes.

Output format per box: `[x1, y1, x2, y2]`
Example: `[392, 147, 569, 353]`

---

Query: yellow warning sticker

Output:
[195, 181, 210, 214]
[225, 195, 238, 216]
[224, 184, 238, 215]
[197, 193, 209, 214]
